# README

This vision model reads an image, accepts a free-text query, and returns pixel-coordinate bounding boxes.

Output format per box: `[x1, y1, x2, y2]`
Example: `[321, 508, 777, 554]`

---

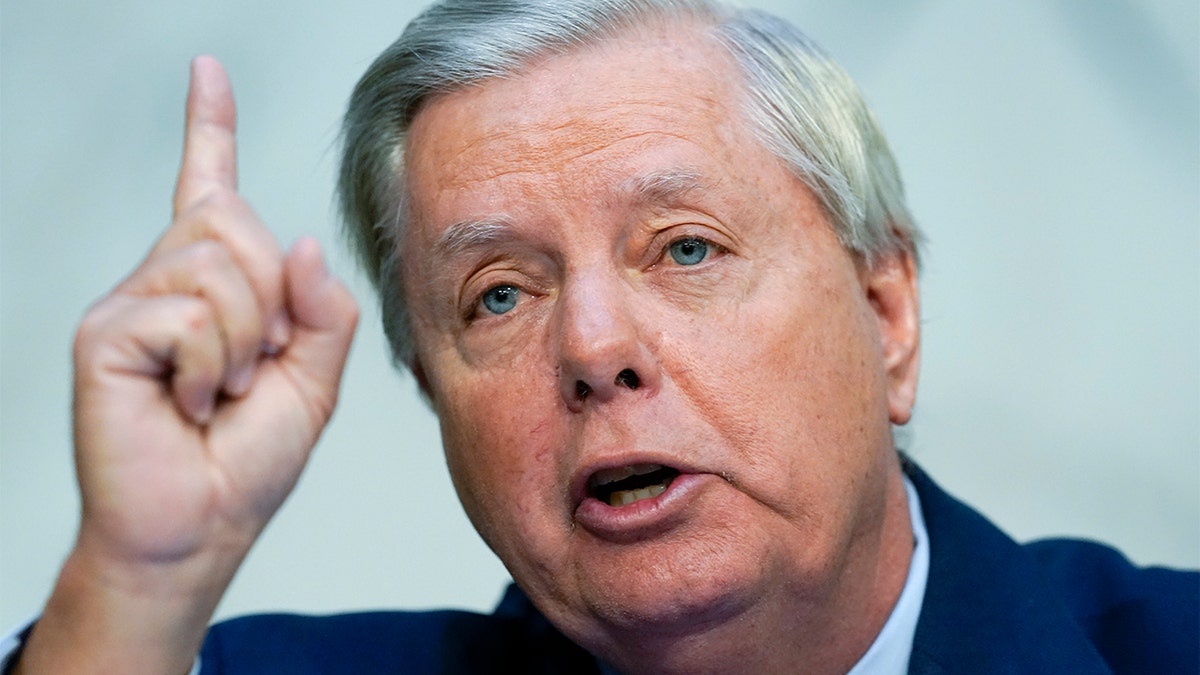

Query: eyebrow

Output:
[433, 217, 517, 258]
[431, 169, 709, 258]
[623, 168, 707, 207]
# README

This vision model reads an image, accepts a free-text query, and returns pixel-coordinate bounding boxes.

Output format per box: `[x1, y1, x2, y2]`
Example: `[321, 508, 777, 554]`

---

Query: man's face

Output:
[402, 22, 919, 651]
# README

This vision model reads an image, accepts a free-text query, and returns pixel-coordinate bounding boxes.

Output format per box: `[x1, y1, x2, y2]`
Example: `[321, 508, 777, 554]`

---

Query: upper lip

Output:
[569, 454, 696, 511]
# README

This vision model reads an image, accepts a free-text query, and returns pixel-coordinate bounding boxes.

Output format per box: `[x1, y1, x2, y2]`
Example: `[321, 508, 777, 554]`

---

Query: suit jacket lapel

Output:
[903, 460, 1113, 674]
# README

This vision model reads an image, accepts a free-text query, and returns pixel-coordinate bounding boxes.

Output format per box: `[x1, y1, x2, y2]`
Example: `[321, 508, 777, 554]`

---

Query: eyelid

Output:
[455, 242, 560, 323]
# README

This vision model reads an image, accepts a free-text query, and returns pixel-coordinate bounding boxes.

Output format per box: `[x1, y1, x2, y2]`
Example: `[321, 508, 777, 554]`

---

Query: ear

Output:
[864, 250, 920, 425]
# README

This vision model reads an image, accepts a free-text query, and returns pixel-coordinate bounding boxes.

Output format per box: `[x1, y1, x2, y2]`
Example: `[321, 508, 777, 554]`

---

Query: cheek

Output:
[662, 270, 888, 509]
[434, 349, 566, 555]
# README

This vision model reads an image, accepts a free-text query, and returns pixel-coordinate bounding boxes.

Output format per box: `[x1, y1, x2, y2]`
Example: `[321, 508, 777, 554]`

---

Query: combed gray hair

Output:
[339, 0, 921, 368]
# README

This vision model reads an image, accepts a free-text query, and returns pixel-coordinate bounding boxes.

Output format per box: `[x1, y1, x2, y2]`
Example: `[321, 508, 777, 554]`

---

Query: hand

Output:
[72, 54, 358, 573]
[17, 56, 359, 674]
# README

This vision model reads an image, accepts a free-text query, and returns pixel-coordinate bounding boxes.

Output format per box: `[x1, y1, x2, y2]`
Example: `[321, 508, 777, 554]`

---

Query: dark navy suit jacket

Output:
[197, 463, 1199, 673]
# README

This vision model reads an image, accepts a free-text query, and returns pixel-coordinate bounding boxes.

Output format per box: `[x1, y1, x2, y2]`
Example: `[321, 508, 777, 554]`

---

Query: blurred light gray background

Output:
[2, 0, 1197, 629]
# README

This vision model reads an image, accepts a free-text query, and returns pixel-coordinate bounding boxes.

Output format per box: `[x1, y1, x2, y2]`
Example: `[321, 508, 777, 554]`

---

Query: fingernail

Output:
[193, 397, 215, 426]
[268, 313, 291, 350]
[228, 365, 254, 396]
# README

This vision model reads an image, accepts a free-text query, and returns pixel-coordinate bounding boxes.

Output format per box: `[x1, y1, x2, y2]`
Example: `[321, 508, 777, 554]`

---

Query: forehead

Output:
[402, 22, 753, 234]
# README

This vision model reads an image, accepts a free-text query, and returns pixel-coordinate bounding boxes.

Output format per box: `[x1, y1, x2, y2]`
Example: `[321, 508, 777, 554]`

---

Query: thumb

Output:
[278, 237, 359, 410]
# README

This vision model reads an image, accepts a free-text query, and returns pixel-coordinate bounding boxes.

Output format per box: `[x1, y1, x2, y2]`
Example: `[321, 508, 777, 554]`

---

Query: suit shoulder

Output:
[1024, 538, 1199, 673]
[200, 607, 597, 674]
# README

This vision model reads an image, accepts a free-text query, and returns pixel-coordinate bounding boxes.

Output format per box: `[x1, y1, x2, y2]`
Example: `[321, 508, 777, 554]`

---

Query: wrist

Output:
[15, 541, 241, 674]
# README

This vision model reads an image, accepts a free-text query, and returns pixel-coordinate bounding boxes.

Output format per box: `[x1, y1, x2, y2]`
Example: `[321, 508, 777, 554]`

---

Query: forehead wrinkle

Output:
[455, 131, 712, 200]
[441, 91, 716, 187]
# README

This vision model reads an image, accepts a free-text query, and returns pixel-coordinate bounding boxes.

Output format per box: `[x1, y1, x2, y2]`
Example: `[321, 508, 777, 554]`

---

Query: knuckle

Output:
[177, 186, 244, 236]
[73, 306, 108, 357]
[195, 184, 241, 215]
[186, 238, 234, 271]
[178, 297, 217, 335]
[73, 296, 127, 358]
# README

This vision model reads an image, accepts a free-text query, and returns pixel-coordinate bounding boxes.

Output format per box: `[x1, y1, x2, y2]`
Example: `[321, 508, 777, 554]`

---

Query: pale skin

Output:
[15, 57, 359, 673]
[16, 22, 919, 675]
[404, 23, 920, 675]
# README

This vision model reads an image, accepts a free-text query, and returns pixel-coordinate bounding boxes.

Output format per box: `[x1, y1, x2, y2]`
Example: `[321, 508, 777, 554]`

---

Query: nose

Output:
[556, 271, 658, 411]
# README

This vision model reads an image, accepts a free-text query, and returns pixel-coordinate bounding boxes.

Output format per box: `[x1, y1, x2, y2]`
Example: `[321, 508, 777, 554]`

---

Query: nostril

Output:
[575, 380, 592, 399]
[615, 369, 639, 390]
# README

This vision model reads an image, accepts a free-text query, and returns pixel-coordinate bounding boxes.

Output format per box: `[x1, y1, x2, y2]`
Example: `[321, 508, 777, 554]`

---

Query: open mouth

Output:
[588, 463, 680, 507]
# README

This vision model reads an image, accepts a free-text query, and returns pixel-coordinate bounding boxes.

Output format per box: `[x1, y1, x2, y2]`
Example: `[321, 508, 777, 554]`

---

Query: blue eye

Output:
[668, 237, 709, 265]
[480, 284, 520, 315]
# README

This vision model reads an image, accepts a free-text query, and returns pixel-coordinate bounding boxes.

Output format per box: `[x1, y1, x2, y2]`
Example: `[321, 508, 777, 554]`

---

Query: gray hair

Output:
[338, 0, 921, 368]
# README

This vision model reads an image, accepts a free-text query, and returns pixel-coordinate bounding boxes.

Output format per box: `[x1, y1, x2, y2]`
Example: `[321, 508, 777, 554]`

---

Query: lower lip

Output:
[573, 472, 712, 540]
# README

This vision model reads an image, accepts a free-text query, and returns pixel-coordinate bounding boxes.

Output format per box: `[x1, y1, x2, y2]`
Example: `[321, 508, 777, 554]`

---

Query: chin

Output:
[563, 528, 773, 641]
[552, 558, 770, 675]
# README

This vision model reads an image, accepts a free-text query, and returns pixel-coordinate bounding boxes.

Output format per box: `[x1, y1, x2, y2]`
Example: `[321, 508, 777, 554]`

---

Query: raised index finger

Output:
[173, 55, 237, 216]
